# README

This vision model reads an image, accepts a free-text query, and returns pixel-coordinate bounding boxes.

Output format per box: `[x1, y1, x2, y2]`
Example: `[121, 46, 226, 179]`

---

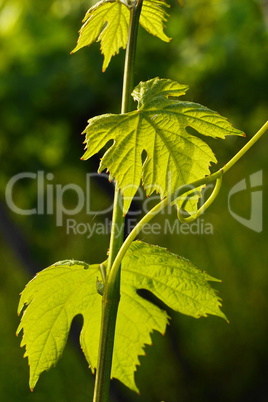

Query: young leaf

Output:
[71, 0, 130, 72]
[140, 0, 171, 43]
[17, 242, 226, 393]
[16, 260, 101, 391]
[71, 0, 170, 71]
[112, 240, 227, 391]
[82, 77, 244, 214]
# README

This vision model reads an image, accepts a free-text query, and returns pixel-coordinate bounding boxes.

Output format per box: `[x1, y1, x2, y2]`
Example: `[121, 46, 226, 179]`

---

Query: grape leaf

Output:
[140, 0, 171, 43]
[17, 242, 226, 392]
[71, 0, 170, 71]
[81, 77, 244, 214]
[16, 260, 101, 391]
[71, 0, 129, 72]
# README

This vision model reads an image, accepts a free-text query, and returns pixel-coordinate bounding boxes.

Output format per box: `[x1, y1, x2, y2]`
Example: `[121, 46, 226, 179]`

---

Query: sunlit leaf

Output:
[140, 0, 171, 43]
[71, 0, 171, 71]
[71, 0, 129, 71]
[82, 77, 244, 214]
[16, 260, 101, 390]
[17, 242, 226, 392]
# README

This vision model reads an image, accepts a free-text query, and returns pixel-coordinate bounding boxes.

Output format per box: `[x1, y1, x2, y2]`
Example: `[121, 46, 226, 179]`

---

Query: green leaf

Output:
[113, 240, 227, 390]
[17, 242, 226, 392]
[17, 260, 101, 390]
[122, 241, 226, 320]
[71, 0, 130, 72]
[71, 0, 170, 71]
[82, 77, 244, 214]
[140, 0, 171, 43]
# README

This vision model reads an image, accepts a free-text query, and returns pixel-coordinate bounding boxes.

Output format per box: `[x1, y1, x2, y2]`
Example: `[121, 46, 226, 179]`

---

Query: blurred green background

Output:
[1, 0, 268, 400]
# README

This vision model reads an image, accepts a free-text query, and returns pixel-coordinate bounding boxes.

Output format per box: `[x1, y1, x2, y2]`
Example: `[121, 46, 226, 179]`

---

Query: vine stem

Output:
[92, 1, 143, 401]
[107, 120, 268, 289]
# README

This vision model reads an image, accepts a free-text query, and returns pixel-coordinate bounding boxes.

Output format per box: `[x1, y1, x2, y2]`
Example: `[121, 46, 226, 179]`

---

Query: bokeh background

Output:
[1, 0, 268, 401]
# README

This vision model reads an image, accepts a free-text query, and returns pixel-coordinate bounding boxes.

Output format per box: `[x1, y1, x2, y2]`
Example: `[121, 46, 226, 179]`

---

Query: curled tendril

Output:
[177, 169, 223, 223]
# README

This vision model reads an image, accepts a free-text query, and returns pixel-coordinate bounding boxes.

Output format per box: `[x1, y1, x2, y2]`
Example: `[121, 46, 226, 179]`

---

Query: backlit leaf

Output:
[17, 242, 226, 392]
[82, 77, 244, 214]
[71, 0, 171, 71]
[140, 0, 171, 43]
[71, 0, 129, 72]
[17, 260, 101, 390]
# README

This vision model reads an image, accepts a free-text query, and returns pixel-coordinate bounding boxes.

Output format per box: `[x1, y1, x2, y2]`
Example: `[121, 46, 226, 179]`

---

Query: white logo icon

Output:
[228, 170, 263, 232]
